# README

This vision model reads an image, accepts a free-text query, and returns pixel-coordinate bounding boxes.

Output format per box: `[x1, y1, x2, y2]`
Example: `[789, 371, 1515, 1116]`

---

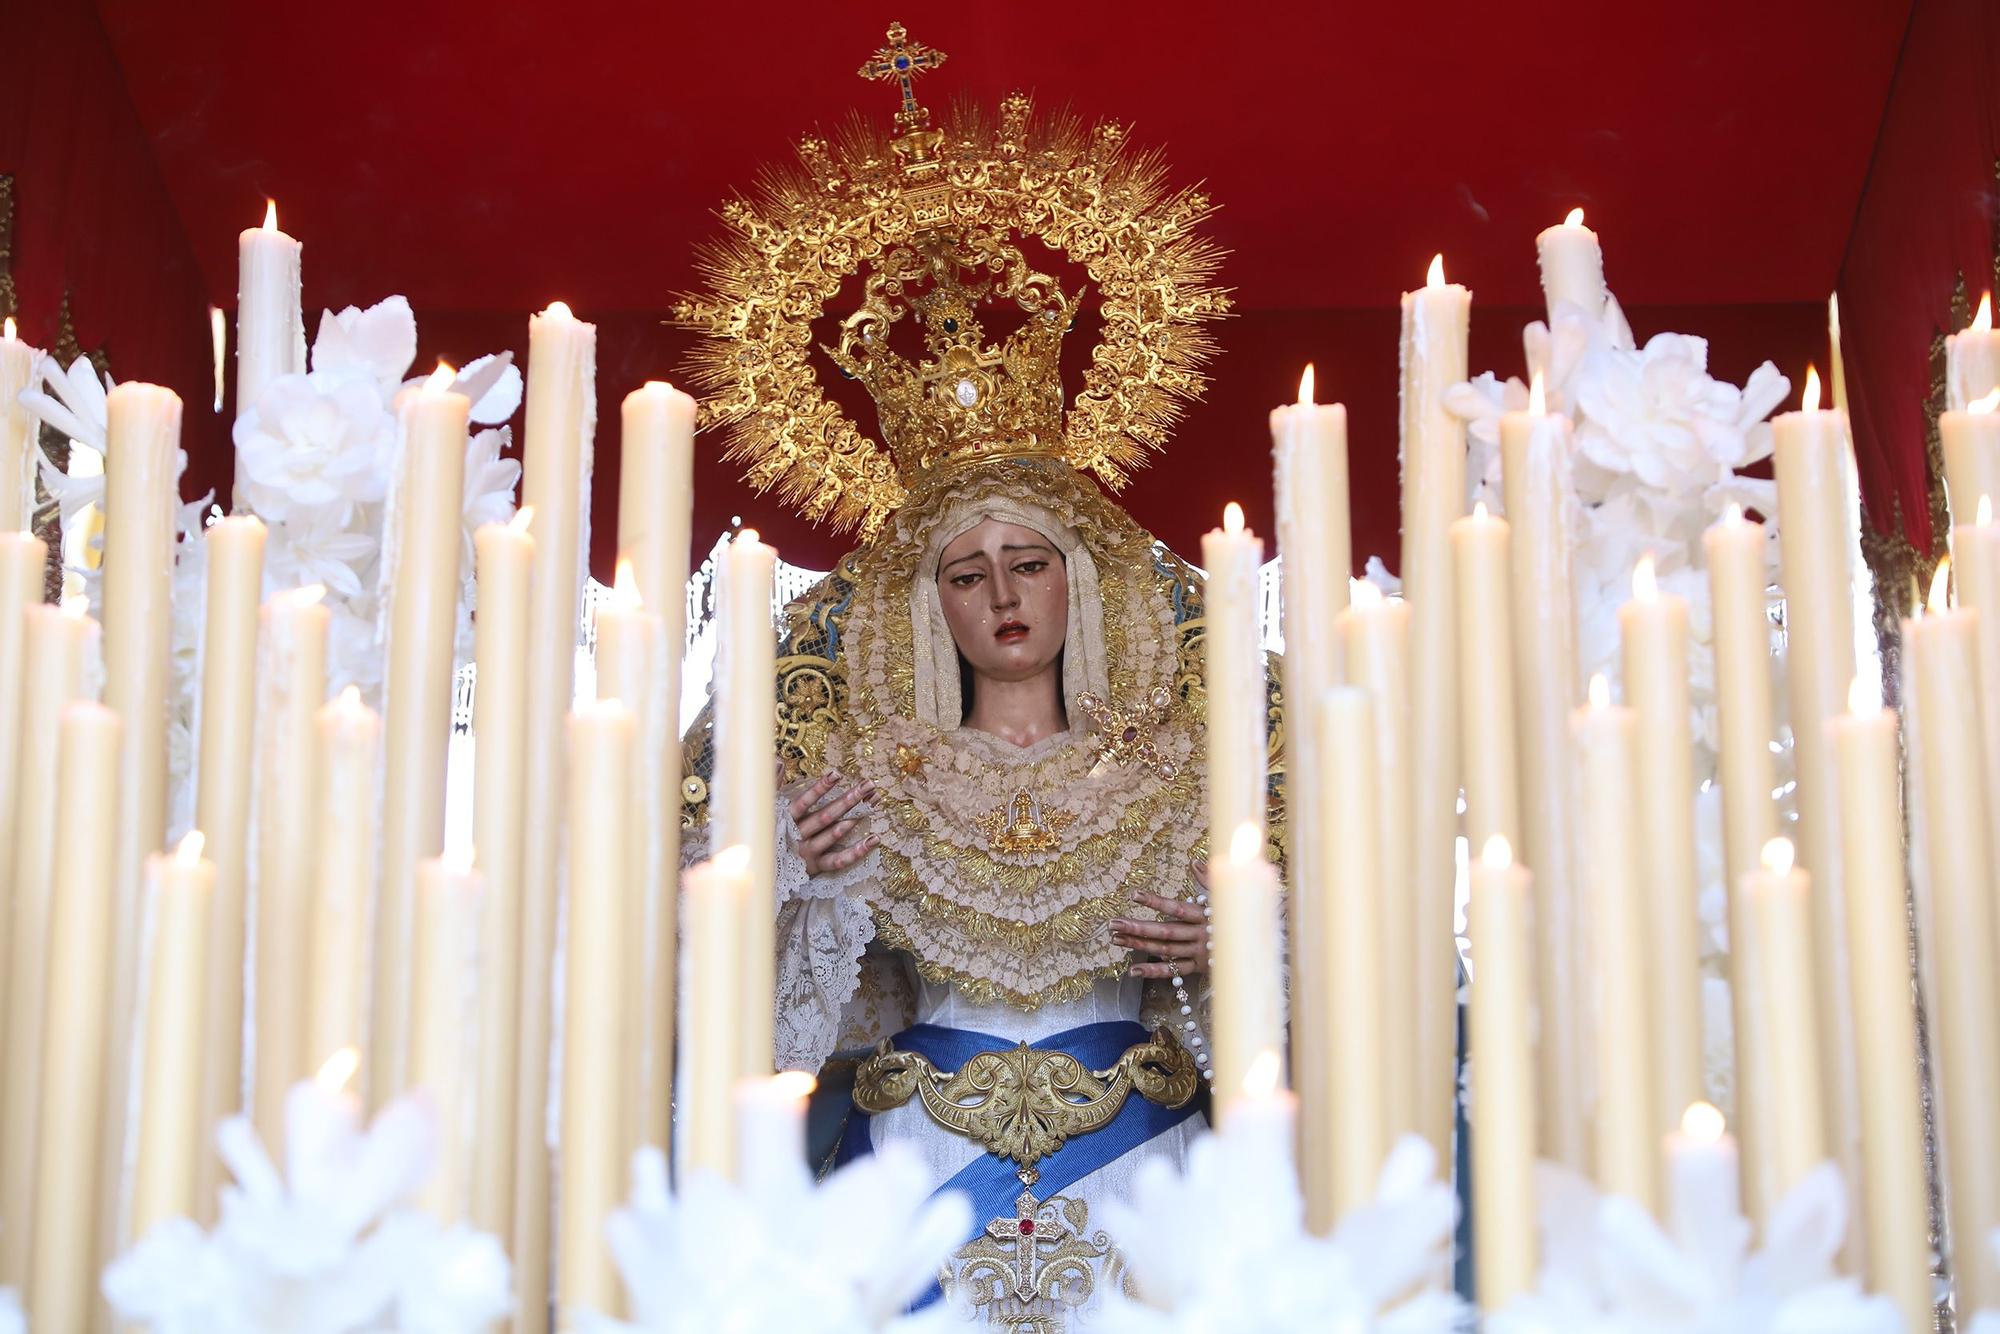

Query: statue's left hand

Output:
[1112, 866, 1210, 977]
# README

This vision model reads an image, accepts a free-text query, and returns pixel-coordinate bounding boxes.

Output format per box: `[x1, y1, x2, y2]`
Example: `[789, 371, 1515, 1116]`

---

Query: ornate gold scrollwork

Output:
[853, 1028, 1197, 1169]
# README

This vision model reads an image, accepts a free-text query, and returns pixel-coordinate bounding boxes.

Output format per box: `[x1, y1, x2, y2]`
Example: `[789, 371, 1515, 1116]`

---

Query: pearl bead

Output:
[1179, 1004, 1192, 1015]
[1189, 1036, 1202, 1048]
[1183, 1019, 1196, 1030]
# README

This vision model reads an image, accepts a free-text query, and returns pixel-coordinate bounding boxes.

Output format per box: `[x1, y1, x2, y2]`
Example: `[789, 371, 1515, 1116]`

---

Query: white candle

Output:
[1469, 835, 1536, 1310]
[1744, 838, 1829, 1201]
[715, 528, 777, 1080]
[233, 200, 304, 425]
[409, 852, 485, 1223]
[1665, 1102, 1740, 1277]
[733, 1071, 817, 1199]
[1272, 369, 1349, 1213]
[1702, 502, 1780, 1221]
[1955, 490, 2000, 863]
[99, 380, 182, 1247]
[1945, 292, 2000, 412]
[1618, 554, 1704, 1131]
[1535, 207, 1606, 321]
[1498, 371, 1586, 1169]
[0, 319, 34, 529]
[0, 598, 93, 1289]
[130, 831, 216, 1242]
[28, 702, 121, 1334]
[1907, 566, 2000, 1310]
[1201, 502, 1268, 850]
[1770, 366, 1862, 1218]
[514, 303, 596, 1334]
[470, 507, 532, 1240]
[680, 848, 750, 1182]
[1944, 387, 2000, 543]
[307, 687, 379, 1078]
[1217, 1051, 1299, 1195]
[1450, 500, 1519, 852]
[0, 531, 46, 992]
[192, 514, 264, 1218]
[1573, 674, 1657, 1211]
[559, 701, 635, 1320]
[617, 382, 695, 1151]
[1398, 252, 1470, 1167]
[593, 557, 664, 1166]
[1827, 682, 1931, 1329]
[253, 584, 329, 1135]
[1311, 687, 1385, 1231]
[1335, 583, 1415, 1144]
[1210, 824, 1285, 1122]
[373, 364, 470, 1100]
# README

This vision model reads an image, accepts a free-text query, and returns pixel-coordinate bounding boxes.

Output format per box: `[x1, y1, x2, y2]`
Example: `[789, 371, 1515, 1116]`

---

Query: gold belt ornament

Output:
[853, 1028, 1198, 1170]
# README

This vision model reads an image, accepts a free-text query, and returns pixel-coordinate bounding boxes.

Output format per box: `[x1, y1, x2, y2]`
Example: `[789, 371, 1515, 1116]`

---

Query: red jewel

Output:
[1018, 1218, 1035, 1234]
[1121, 726, 1138, 743]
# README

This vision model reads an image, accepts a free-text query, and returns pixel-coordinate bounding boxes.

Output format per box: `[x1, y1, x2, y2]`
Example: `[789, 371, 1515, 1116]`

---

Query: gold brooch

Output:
[974, 789, 1078, 856]
[949, 1186, 1111, 1316]
[892, 743, 928, 778]
[1074, 686, 1178, 780]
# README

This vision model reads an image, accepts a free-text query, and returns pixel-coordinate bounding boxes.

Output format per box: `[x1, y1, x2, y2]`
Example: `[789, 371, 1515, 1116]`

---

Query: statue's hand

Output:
[788, 772, 879, 876]
[1112, 863, 1212, 978]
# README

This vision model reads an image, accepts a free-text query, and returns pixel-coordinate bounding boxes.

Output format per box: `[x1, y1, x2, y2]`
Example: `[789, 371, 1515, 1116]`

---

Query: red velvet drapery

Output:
[1838, 0, 2000, 555]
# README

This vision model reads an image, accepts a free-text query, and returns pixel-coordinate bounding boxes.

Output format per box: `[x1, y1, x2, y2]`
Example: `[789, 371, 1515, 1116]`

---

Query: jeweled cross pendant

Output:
[858, 22, 948, 129]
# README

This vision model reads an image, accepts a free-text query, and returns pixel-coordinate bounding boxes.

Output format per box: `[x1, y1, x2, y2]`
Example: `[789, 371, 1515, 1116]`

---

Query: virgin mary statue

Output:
[674, 26, 1281, 1326]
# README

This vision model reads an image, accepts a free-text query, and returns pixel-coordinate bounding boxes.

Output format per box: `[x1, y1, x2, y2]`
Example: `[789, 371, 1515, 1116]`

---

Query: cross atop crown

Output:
[858, 21, 948, 135]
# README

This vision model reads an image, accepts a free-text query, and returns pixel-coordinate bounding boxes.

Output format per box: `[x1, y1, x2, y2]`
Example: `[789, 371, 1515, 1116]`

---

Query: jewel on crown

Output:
[824, 229, 1081, 484]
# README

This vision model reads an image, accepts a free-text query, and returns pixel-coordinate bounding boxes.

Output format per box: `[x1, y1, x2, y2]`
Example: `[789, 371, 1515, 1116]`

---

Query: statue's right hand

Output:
[788, 772, 879, 876]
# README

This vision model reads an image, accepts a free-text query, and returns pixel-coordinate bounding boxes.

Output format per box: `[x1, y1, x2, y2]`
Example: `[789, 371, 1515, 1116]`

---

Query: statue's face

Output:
[936, 517, 1068, 684]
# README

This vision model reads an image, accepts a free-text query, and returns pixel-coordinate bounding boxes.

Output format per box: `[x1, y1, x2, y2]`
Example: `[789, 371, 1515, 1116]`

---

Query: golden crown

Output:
[673, 22, 1231, 536]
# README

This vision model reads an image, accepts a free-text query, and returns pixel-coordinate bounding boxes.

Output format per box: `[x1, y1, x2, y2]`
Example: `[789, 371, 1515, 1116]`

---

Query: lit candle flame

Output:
[1480, 834, 1513, 870]
[1563, 207, 1585, 227]
[509, 506, 536, 534]
[1971, 389, 2000, 416]
[1929, 557, 1952, 615]
[441, 844, 477, 876]
[1222, 501, 1245, 535]
[422, 362, 456, 395]
[1847, 674, 1878, 716]
[209, 306, 227, 412]
[1351, 579, 1383, 609]
[175, 830, 207, 865]
[60, 587, 88, 618]
[337, 684, 364, 710]
[288, 583, 327, 608]
[715, 844, 753, 876]
[262, 199, 278, 232]
[1241, 1049, 1283, 1099]
[543, 300, 574, 320]
[1761, 837, 1795, 877]
[1981, 495, 1995, 527]
[1426, 254, 1445, 289]
[1829, 292, 1841, 342]
[1472, 499, 1490, 521]
[1801, 365, 1821, 412]
[1632, 553, 1658, 604]
[2, 317, 14, 342]
[611, 556, 642, 609]
[316, 1046, 361, 1094]
[1527, 370, 1547, 417]
[1228, 822, 1262, 863]
[1588, 673, 1610, 709]
[1975, 292, 1993, 334]
[1723, 501, 1744, 526]
[736, 527, 761, 547]
[1297, 364, 1314, 405]
[772, 1069, 819, 1101]
[1681, 1101, 1726, 1143]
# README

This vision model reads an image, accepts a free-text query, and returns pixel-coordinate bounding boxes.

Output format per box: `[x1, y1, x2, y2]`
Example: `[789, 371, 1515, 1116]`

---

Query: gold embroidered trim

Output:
[853, 1028, 1197, 1168]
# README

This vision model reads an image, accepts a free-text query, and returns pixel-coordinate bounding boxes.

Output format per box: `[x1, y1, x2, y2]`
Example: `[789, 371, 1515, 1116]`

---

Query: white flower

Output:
[1443, 371, 1526, 511]
[311, 297, 417, 394]
[234, 371, 397, 521]
[0, 1285, 22, 1334]
[450, 353, 523, 426]
[325, 597, 386, 701]
[20, 351, 110, 453]
[1969, 1231, 2000, 1334]
[38, 443, 107, 527]
[104, 1082, 510, 1334]
[578, 1143, 971, 1334]
[461, 427, 521, 556]
[1572, 335, 1786, 502]
[267, 504, 380, 603]
[1493, 1162, 1901, 1333]
[1100, 1131, 1462, 1333]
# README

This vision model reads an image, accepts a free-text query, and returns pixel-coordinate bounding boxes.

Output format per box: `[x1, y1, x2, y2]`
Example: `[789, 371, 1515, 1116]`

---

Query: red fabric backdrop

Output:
[1838, 0, 2000, 553]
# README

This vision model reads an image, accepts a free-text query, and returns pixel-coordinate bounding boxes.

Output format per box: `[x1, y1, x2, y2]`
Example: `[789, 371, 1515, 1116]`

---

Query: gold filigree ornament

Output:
[975, 789, 1080, 856]
[1074, 685, 1178, 780]
[852, 1027, 1197, 1169]
[944, 1188, 1119, 1324]
[673, 21, 1231, 537]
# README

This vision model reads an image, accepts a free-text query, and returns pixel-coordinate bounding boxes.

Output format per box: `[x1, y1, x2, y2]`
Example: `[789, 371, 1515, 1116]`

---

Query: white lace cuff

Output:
[773, 793, 882, 1071]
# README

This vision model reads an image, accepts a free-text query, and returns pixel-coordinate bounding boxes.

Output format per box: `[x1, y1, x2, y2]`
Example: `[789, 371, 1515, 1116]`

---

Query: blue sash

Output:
[833, 1019, 1203, 1309]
